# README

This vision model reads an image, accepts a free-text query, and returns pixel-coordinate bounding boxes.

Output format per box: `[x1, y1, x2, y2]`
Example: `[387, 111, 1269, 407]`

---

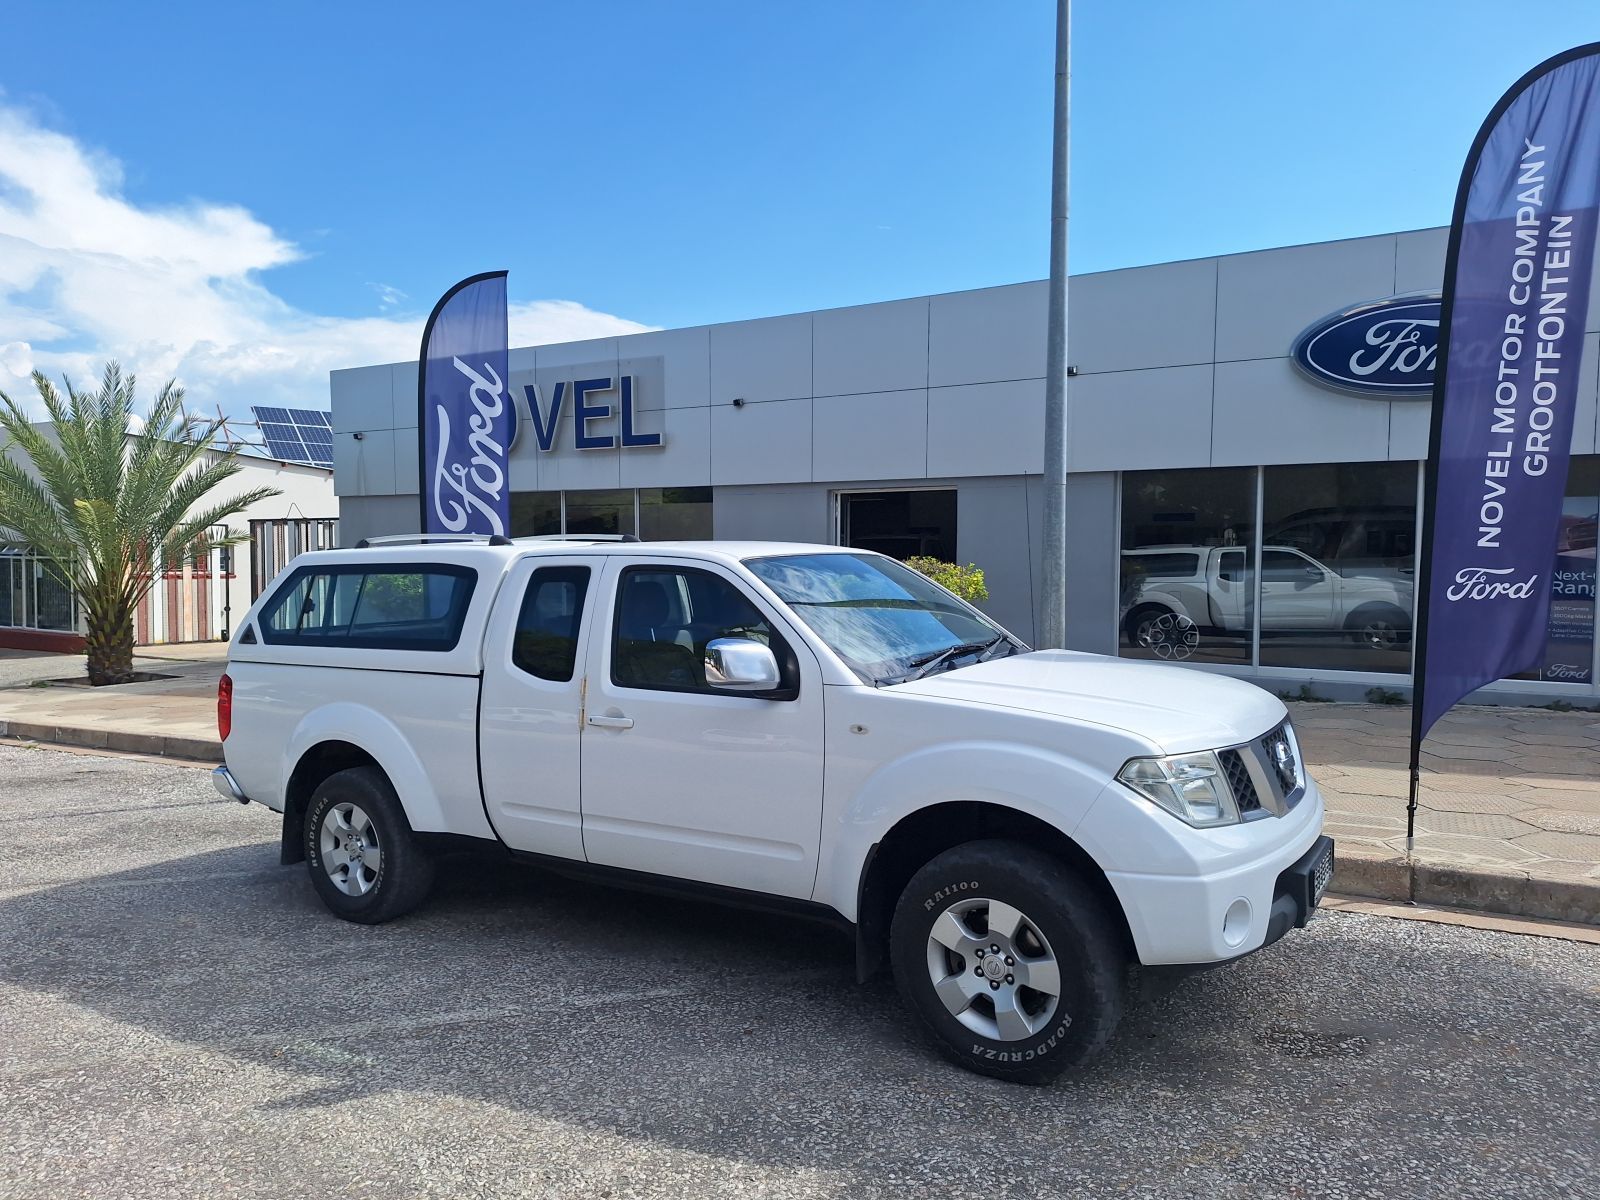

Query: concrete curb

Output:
[0, 718, 221, 763]
[1334, 847, 1599, 927]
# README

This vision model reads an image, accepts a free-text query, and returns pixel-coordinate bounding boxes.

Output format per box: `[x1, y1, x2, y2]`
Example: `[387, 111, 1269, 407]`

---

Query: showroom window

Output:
[640, 488, 713, 541]
[1120, 458, 1600, 685]
[566, 489, 636, 537]
[1259, 462, 1417, 675]
[1119, 467, 1255, 665]
[1120, 462, 1420, 674]
[510, 492, 562, 536]
[1514, 454, 1597, 684]
[839, 490, 957, 561]
[509, 488, 713, 541]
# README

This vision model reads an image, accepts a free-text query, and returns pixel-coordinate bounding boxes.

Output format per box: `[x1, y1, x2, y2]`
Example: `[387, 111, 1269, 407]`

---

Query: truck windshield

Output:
[745, 552, 1022, 685]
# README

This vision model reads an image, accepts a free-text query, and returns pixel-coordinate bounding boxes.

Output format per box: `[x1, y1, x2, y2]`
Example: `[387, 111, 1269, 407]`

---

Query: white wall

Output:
[223, 455, 337, 532]
[334, 227, 1600, 497]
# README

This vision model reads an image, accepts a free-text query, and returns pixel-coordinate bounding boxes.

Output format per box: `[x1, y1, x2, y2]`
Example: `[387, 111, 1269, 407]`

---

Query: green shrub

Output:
[905, 557, 989, 604]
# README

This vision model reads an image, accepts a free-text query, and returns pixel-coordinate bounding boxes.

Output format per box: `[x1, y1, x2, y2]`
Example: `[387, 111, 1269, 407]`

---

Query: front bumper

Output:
[1261, 835, 1335, 951]
[1100, 785, 1332, 966]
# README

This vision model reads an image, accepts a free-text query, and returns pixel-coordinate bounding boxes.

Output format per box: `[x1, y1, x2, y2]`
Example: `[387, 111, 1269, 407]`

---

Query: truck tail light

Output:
[218, 672, 233, 742]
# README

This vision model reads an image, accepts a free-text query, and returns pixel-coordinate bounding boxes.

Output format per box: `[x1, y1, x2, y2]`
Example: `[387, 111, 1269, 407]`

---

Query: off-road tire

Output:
[304, 766, 435, 924]
[889, 839, 1126, 1084]
[1123, 603, 1173, 648]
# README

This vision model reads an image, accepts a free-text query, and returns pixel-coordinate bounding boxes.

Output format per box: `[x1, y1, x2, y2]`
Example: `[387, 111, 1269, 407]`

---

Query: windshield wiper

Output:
[889, 634, 1010, 684]
[976, 635, 1016, 663]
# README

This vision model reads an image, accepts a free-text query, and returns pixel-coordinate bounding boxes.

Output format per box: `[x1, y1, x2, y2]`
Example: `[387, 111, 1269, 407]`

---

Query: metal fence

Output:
[249, 518, 339, 601]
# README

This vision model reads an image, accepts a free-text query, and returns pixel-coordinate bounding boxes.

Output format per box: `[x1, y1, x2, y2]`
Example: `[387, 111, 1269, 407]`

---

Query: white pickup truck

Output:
[1122, 544, 1413, 660]
[214, 535, 1332, 1083]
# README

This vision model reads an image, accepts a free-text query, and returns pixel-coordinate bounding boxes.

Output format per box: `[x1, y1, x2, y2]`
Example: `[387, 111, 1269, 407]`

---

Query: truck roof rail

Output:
[354, 533, 514, 548]
[522, 533, 641, 543]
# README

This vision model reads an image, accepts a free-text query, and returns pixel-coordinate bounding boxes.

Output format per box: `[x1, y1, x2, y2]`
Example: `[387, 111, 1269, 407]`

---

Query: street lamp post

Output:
[1039, 0, 1071, 649]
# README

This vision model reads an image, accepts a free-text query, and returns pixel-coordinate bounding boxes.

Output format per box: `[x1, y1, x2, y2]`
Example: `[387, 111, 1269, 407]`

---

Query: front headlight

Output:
[1117, 751, 1241, 828]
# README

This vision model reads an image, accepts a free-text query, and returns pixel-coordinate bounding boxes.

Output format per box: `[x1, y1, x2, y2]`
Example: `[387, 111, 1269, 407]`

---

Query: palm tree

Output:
[0, 363, 279, 685]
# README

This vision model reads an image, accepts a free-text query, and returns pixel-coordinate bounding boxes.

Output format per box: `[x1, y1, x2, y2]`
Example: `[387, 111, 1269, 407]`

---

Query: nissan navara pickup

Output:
[214, 535, 1333, 1083]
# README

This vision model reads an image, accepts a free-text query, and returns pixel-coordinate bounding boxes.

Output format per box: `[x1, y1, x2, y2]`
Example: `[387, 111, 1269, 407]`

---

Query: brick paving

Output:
[1290, 700, 1600, 885]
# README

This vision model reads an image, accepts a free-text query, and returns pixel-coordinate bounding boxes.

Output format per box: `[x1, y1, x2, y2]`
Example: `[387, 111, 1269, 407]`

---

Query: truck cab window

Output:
[612, 567, 777, 692]
[512, 566, 591, 682]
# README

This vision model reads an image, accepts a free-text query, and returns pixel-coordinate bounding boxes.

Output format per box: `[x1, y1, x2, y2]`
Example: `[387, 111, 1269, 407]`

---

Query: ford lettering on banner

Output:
[1291, 295, 1442, 396]
[418, 272, 512, 537]
[1411, 45, 1600, 791]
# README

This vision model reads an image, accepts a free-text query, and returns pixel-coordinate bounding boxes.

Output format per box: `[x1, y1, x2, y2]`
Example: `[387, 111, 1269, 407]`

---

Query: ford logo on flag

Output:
[1291, 294, 1441, 398]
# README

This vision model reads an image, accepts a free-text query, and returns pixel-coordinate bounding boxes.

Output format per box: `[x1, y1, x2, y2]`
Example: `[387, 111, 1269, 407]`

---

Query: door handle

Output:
[586, 713, 634, 730]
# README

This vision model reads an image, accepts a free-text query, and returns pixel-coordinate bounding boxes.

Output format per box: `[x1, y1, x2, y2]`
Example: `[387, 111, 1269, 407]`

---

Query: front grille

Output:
[1261, 725, 1298, 795]
[1218, 748, 1262, 814]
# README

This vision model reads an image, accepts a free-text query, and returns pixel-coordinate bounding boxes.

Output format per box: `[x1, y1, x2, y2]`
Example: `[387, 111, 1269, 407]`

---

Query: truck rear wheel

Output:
[889, 839, 1126, 1084]
[304, 767, 435, 924]
[1124, 604, 1198, 660]
[1345, 603, 1409, 651]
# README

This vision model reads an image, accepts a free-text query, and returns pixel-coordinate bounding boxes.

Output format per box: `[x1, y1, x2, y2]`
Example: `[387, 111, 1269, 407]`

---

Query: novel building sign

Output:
[1291, 295, 1442, 397]
[522, 375, 663, 452]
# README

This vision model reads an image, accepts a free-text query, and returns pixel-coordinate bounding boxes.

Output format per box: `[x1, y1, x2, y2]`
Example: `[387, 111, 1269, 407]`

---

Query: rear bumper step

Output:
[212, 765, 249, 805]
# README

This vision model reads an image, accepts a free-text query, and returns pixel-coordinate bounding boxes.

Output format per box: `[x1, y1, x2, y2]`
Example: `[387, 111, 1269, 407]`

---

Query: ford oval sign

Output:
[1291, 294, 1441, 398]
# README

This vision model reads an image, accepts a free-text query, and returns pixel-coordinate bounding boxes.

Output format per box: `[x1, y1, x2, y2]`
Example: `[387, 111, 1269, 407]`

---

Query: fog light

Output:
[1222, 898, 1252, 947]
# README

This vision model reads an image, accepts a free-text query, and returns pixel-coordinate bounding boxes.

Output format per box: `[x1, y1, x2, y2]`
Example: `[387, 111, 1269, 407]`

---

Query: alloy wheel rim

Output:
[1139, 612, 1199, 661]
[925, 896, 1063, 1042]
[320, 801, 382, 896]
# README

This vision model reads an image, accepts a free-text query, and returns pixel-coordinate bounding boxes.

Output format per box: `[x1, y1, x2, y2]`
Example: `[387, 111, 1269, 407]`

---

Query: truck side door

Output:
[1207, 547, 1251, 631]
[477, 554, 600, 860]
[578, 557, 825, 899]
[1259, 548, 1338, 631]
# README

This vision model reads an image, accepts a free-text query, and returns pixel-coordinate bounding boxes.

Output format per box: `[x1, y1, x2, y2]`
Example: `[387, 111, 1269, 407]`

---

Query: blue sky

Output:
[2, 1, 1598, 413]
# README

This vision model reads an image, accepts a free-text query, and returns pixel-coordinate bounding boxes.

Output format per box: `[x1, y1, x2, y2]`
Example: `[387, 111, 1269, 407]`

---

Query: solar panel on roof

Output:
[250, 405, 334, 467]
[259, 430, 308, 461]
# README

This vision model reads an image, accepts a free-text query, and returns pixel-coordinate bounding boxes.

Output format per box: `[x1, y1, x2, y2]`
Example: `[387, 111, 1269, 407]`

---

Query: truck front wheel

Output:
[889, 839, 1126, 1084]
[304, 766, 435, 924]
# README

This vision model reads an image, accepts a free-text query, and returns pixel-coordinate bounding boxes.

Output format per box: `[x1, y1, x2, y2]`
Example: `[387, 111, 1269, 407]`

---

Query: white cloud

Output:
[367, 282, 407, 310]
[0, 340, 32, 379]
[0, 105, 653, 417]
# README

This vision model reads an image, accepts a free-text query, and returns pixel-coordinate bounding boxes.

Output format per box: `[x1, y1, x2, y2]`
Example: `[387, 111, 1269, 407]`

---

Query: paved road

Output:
[1, 745, 1596, 1200]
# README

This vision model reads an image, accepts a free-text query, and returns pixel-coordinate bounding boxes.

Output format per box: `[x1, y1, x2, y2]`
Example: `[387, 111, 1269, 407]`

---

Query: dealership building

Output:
[329, 226, 1600, 706]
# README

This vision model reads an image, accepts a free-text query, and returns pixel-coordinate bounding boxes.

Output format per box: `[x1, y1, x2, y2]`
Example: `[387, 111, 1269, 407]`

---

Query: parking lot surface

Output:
[2, 744, 1597, 1199]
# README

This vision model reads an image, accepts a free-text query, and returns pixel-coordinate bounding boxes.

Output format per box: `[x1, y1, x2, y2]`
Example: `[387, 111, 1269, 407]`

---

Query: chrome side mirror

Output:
[704, 637, 780, 692]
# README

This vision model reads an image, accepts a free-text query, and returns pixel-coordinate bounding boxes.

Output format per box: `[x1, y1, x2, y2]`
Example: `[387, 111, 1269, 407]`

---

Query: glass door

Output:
[838, 490, 957, 561]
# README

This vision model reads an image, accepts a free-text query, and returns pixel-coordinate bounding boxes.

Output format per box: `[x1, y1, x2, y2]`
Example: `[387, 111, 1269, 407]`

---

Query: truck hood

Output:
[893, 649, 1288, 754]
